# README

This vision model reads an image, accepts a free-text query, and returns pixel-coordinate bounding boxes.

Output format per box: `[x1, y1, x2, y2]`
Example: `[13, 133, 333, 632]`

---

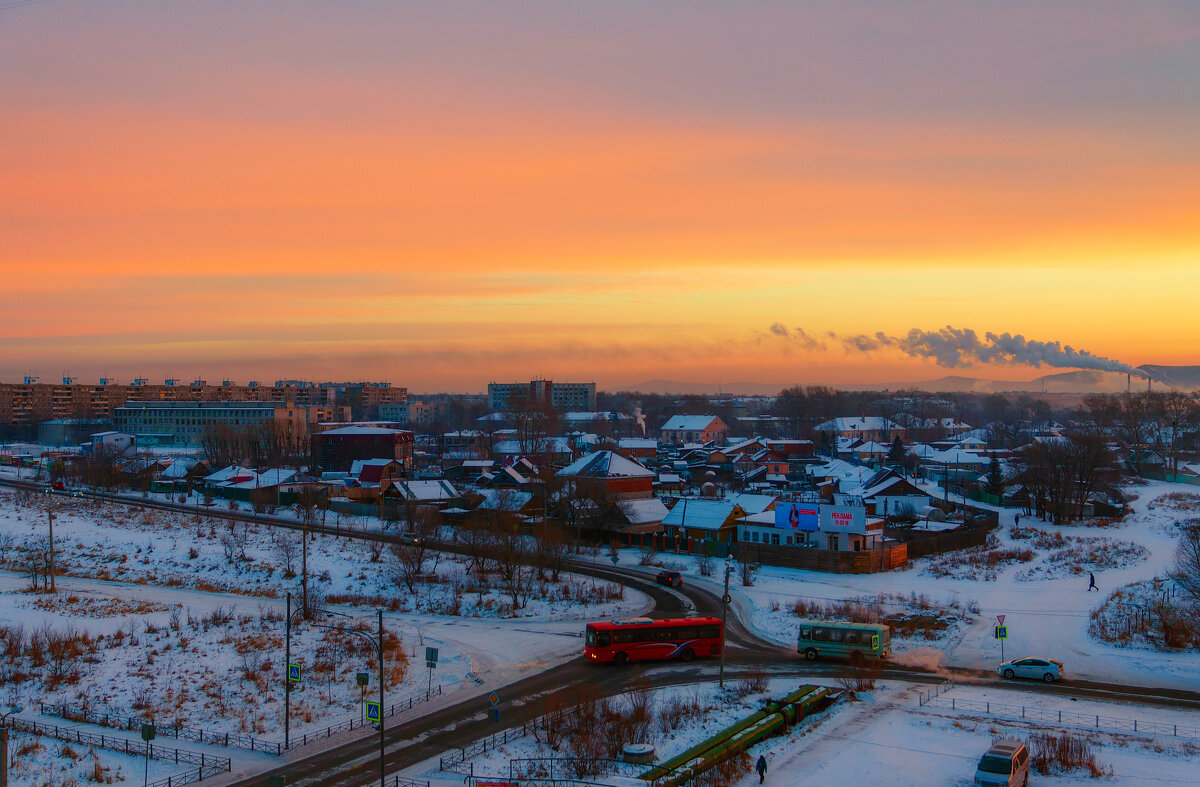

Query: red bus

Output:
[584, 617, 723, 665]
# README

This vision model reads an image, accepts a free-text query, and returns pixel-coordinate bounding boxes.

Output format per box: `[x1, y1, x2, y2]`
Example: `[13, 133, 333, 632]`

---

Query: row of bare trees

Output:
[1014, 432, 1110, 525]
[1084, 391, 1200, 476]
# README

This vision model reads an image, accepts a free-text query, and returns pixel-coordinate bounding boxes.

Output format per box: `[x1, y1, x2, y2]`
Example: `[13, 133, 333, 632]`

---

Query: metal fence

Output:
[11, 718, 231, 784]
[39, 701, 281, 754]
[386, 776, 432, 787]
[916, 677, 955, 706]
[510, 757, 673, 783]
[923, 697, 1200, 740]
[39, 683, 443, 756]
[439, 722, 534, 775]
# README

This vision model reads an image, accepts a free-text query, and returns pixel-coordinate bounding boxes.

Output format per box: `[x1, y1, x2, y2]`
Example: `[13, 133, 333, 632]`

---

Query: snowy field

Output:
[605, 481, 1200, 691]
[0, 484, 650, 751]
[4, 729, 185, 787]
[0, 487, 637, 621]
[740, 682, 1200, 786]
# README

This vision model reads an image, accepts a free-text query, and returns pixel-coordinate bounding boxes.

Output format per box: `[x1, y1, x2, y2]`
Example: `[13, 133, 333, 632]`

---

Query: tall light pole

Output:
[42, 492, 56, 592]
[720, 558, 732, 688]
[1, 704, 24, 787]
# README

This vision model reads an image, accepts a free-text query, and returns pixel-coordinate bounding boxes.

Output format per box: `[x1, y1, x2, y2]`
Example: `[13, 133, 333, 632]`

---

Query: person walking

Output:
[1014, 514, 1020, 526]
[756, 754, 768, 783]
[1088, 572, 1098, 591]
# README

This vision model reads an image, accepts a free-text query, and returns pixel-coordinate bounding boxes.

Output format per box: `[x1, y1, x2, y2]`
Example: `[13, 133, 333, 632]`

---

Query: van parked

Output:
[974, 740, 1030, 786]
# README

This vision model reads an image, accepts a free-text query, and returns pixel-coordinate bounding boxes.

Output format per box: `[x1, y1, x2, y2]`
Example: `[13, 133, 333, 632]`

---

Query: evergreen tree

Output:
[887, 435, 906, 464]
[985, 455, 1005, 497]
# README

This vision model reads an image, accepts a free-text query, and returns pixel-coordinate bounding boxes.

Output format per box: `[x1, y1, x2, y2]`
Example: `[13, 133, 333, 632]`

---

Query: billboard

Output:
[774, 502, 819, 531]
[819, 504, 866, 534]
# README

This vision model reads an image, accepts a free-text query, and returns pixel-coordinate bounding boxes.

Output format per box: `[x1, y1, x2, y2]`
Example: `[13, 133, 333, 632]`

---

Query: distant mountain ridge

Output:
[622, 366, 1200, 396]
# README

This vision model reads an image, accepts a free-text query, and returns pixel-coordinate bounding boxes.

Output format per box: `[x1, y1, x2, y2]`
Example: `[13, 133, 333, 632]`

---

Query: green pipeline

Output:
[642, 685, 834, 786]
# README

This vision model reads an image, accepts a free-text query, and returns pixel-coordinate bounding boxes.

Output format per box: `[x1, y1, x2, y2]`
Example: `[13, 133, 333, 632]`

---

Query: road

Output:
[4, 476, 1200, 786]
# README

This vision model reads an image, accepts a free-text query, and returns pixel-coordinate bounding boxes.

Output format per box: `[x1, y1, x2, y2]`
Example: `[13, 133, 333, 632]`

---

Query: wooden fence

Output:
[735, 542, 908, 574]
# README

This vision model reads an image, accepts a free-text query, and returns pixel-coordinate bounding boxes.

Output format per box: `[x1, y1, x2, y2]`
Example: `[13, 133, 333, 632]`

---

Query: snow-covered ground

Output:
[0, 487, 639, 621]
[4, 729, 185, 787]
[602, 480, 1200, 691]
[738, 681, 1200, 786]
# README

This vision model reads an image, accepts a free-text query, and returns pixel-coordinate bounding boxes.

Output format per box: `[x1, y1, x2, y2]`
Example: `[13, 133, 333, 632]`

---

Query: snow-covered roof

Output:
[461, 460, 495, 468]
[661, 415, 723, 432]
[351, 458, 399, 475]
[662, 499, 744, 531]
[657, 473, 683, 484]
[477, 490, 534, 511]
[728, 493, 777, 515]
[493, 437, 572, 455]
[204, 465, 255, 483]
[390, 479, 459, 502]
[160, 459, 199, 479]
[224, 468, 297, 489]
[618, 438, 658, 449]
[853, 441, 891, 454]
[616, 498, 669, 525]
[815, 417, 902, 433]
[563, 411, 632, 422]
[743, 511, 776, 526]
[320, 425, 405, 436]
[556, 450, 653, 479]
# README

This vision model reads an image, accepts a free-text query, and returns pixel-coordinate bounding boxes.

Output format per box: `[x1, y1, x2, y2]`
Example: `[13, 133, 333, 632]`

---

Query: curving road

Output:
[4, 477, 1200, 786]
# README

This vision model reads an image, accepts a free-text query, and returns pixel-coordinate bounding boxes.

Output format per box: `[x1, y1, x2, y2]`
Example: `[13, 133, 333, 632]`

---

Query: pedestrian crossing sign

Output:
[287, 663, 301, 682]
[995, 625, 1008, 640]
[365, 701, 381, 722]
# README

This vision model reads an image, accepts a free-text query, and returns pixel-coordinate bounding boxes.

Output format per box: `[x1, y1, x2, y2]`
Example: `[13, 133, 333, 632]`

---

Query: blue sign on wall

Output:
[774, 502, 819, 531]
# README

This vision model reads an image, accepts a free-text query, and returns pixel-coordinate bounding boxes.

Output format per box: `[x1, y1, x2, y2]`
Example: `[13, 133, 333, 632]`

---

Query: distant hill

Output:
[622, 367, 1198, 396]
[619, 380, 791, 396]
[1140, 365, 1200, 389]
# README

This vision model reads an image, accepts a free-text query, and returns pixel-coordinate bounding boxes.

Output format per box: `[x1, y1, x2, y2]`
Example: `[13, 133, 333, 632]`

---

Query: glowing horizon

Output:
[3, 2, 1198, 391]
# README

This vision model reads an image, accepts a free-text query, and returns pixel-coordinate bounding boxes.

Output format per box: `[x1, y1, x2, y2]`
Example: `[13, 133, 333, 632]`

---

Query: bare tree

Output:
[1175, 523, 1200, 605]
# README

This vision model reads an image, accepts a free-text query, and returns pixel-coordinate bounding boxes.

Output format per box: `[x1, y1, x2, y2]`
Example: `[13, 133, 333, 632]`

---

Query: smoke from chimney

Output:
[773, 323, 1150, 378]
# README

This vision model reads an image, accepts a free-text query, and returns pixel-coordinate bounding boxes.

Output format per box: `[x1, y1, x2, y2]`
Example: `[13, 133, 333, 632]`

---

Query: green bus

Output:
[796, 619, 891, 661]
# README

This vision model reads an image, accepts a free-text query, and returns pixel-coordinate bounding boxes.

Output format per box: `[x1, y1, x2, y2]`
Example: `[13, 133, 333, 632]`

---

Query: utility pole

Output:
[45, 500, 56, 592]
[284, 593, 291, 749]
[378, 609, 385, 787]
[1, 704, 22, 787]
[720, 558, 732, 688]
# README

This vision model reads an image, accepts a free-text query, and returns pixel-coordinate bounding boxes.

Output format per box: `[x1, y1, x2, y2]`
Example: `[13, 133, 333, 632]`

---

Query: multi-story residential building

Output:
[114, 400, 349, 447]
[0, 379, 384, 426]
[487, 380, 596, 412]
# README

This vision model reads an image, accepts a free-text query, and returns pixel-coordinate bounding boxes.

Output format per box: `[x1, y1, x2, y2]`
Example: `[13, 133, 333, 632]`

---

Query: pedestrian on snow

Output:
[1014, 514, 1020, 526]
[756, 754, 768, 783]
[1088, 572, 1098, 591]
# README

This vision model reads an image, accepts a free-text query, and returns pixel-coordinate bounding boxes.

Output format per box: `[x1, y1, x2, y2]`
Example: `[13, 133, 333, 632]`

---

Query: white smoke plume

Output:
[633, 406, 647, 436]
[774, 323, 1147, 377]
[768, 323, 827, 351]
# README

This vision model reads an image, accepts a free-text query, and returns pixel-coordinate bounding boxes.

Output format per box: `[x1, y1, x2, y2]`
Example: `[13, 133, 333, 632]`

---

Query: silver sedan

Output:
[999, 657, 1064, 683]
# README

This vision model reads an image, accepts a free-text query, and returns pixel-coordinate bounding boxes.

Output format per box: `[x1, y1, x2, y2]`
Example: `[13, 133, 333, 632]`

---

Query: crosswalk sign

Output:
[365, 702, 381, 723]
[995, 625, 1008, 640]
[287, 663, 301, 682]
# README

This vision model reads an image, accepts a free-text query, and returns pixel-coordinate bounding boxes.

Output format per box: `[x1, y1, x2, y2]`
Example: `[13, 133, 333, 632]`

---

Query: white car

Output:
[999, 656, 1063, 683]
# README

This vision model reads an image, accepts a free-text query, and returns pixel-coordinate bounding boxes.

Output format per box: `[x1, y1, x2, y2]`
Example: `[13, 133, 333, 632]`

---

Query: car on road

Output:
[398, 532, 425, 546]
[51, 481, 66, 491]
[974, 739, 1030, 786]
[655, 570, 683, 589]
[999, 656, 1063, 683]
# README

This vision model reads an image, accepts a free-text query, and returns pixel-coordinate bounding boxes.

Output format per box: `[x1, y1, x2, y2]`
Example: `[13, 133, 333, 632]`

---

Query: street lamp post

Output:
[42, 492, 56, 592]
[1, 704, 24, 787]
[303, 608, 387, 787]
[720, 558, 732, 688]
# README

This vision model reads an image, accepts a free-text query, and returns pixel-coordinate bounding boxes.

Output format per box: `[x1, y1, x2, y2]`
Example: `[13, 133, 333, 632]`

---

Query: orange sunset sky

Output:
[2, 2, 1198, 392]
